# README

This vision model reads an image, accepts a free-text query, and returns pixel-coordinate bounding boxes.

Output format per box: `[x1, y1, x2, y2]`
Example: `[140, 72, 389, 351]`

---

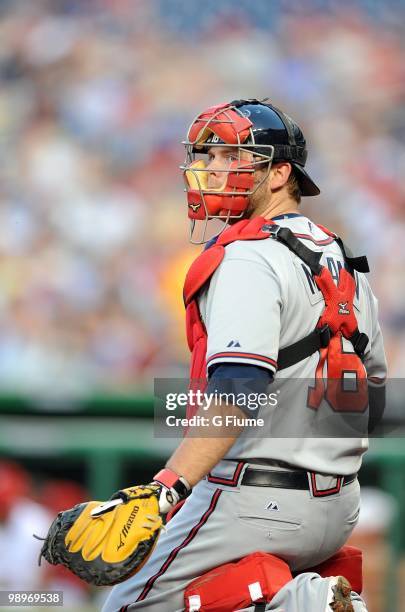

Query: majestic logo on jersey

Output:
[188, 202, 201, 213]
[338, 302, 350, 315]
[265, 501, 279, 511]
[227, 340, 241, 347]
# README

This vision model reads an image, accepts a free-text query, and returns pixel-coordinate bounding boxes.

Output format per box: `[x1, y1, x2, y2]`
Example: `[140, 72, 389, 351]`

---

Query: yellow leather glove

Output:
[38, 485, 163, 586]
[38, 470, 191, 587]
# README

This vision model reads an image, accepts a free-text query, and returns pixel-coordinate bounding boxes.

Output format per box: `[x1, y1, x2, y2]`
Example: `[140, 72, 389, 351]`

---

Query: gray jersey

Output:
[103, 215, 372, 612]
[198, 215, 387, 475]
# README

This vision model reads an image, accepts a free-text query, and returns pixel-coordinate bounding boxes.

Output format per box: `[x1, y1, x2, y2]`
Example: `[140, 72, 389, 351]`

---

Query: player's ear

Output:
[269, 162, 292, 191]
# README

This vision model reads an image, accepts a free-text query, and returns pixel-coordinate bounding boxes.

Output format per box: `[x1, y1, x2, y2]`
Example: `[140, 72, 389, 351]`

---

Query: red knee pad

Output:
[184, 551, 292, 611]
[302, 545, 363, 594]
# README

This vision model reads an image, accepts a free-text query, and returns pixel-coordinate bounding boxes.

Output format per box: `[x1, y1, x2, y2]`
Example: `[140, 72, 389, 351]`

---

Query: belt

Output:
[241, 468, 357, 491]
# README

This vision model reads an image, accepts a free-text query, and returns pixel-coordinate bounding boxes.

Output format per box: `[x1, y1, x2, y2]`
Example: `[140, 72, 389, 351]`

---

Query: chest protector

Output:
[183, 217, 370, 419]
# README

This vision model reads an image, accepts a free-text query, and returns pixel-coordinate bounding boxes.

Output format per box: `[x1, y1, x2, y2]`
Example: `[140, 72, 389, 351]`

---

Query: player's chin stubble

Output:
[243, 170, 270, 219]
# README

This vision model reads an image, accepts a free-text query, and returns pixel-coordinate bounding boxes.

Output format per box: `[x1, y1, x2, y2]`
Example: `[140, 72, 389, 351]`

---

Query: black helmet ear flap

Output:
[292, 165, 321, 196]
[243, 99, 320, 196]
[271, 144, 307, 166]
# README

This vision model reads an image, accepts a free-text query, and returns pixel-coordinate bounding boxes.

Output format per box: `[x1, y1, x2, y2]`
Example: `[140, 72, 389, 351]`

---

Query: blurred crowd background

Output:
[0, 0, 404, 396]
[0, 1, 404, 611]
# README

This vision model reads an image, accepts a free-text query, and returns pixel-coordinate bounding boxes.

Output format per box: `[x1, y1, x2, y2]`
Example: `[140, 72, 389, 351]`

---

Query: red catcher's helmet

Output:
[182, 98, 320, 243]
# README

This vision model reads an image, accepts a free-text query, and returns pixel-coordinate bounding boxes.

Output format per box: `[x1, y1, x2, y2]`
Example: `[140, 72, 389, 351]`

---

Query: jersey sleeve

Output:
[364, 290, 387, 382]
[206, 364, 273, 416]
[204, 252, 282, 376]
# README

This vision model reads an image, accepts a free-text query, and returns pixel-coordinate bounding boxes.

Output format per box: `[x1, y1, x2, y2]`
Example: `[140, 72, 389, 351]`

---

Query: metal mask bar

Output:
[182, 105, 275, 244]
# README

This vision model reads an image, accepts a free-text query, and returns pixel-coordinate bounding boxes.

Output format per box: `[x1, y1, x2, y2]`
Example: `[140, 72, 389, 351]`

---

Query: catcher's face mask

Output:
[181, 103, 274, 244]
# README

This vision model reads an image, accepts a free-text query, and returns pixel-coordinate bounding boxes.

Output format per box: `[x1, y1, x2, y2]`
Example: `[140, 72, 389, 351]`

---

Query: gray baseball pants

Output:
[102, 461, 361, 612]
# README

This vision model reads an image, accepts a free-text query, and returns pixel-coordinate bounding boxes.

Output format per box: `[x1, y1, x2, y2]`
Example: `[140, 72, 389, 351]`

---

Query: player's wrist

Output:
[153, 468, 191, 514]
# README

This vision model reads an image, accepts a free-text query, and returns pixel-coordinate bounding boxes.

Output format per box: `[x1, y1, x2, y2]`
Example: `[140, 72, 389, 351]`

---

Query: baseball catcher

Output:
[39, 99, 386, 612]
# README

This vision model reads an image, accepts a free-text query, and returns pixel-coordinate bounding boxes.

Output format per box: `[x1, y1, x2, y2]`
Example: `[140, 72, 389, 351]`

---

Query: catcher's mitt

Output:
[37, 485, 163, 586]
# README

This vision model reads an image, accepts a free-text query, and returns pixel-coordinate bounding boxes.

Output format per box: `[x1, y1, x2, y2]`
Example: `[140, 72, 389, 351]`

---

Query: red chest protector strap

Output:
[183, 217, 273, 308]
[183, 218, 370, 379]
[183, 218, 274, 386]
[264, 224, 370, 369]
